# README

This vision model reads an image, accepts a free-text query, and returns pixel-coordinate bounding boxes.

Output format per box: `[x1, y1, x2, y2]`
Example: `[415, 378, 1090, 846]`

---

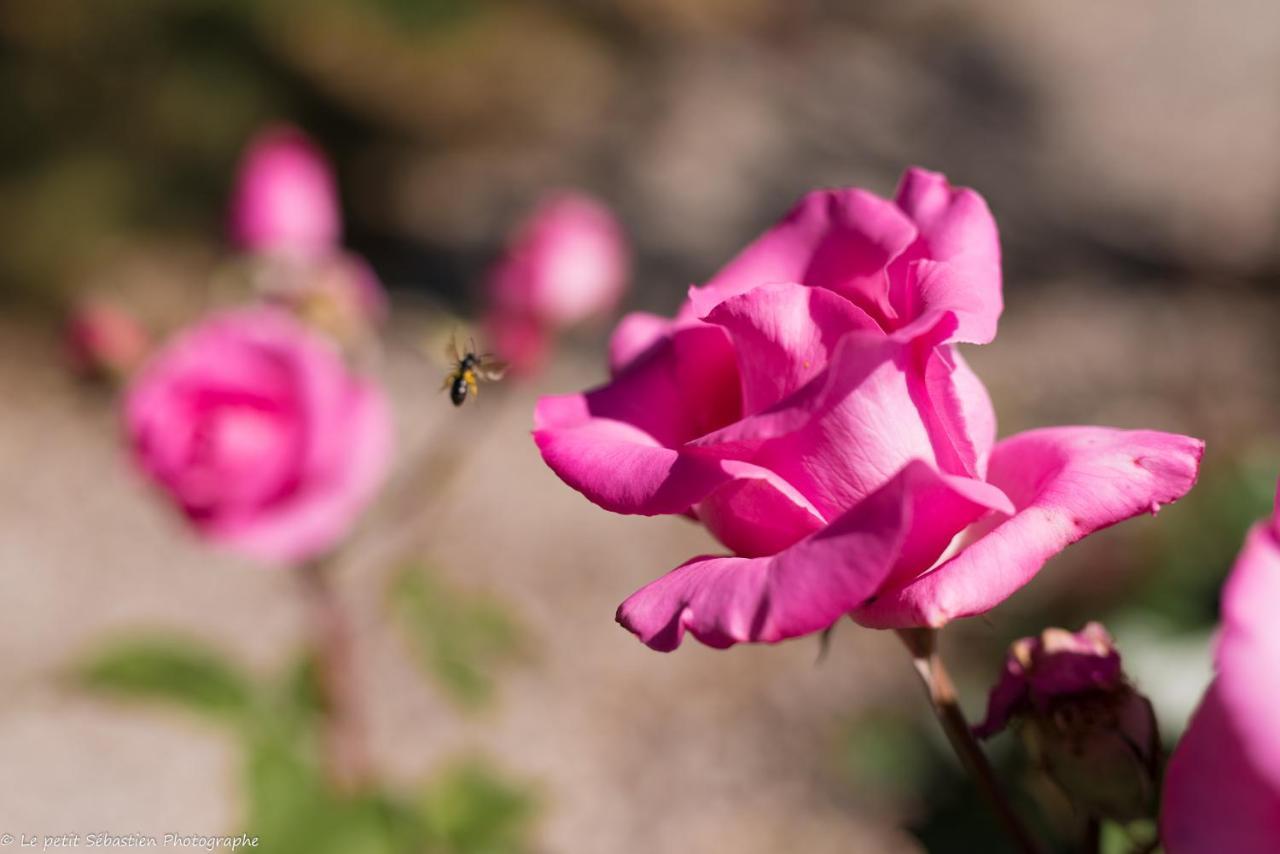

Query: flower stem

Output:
[897, 628, 1043, 854]
[1083, 816, 1101, 854]
[299, 557, 370, 793]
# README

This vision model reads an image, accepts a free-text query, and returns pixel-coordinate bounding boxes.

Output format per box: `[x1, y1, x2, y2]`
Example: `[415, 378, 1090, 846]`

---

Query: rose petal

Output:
[533, 323, 741, 515]
[1213, 520, 1280, 791]
[889, 167, 1002, 344]
[929, 348, 997, 478]
[617, 460, 1006, 651]
[691, 321, 978, 521]
[1162, 684, 1280, 854]
[694, 460, 827, 557]
[534, 417, 723, 515]
[536, 322, 739, 447]
[856, 427, 1204, 628]
[607, 311, 673, 374]
[703, 281, 880, 415]
[690, 188, 918, 324]
[894, 168, 1000, 269]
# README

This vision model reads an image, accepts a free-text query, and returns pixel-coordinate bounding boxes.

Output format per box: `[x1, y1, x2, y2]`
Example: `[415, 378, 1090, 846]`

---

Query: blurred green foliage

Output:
[1128, 444, 1280, 630]
[419, 759, 539, 854]
[839, 711, 1158, 854]
[391, 564, 527, 710]
[0, 0, 500, 302]
[77, 636, 255, 719]
[76, 635, 537, 854]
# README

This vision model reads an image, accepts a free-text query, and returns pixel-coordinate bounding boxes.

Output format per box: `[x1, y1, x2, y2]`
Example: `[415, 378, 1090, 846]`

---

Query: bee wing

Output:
[475, 360, 509, 382]
[443, 332, 462, 363]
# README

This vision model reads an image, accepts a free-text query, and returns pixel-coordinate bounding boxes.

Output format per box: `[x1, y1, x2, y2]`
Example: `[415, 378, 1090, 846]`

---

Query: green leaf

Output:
[242, 728, 425, 854]
[76, 636, 253, 720]
[419, 758, 538, 854]
[390, 565, 527, 710]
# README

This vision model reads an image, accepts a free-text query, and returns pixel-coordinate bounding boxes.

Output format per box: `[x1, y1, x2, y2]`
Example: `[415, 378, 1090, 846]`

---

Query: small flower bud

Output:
[228, 125, 341, 258]
[976, 622, 1161, 822]
[65, 300, 149, 381]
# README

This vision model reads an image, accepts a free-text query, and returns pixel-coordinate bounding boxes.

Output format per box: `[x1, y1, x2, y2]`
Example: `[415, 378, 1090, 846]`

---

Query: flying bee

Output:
[441, 333, 508, 406]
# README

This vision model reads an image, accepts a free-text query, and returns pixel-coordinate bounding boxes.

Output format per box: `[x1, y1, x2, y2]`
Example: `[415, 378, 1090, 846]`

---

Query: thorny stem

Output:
[299, 556, 370, 793]
[897, 628, 1044, 854]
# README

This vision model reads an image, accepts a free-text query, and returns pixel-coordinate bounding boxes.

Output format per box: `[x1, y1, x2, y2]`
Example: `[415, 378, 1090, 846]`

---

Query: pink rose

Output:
[125, 307, 392, 565]
[533, 168, 1203, 650]
[487, 192, 629, 374]
[228, 125, 342, 258]
[1162, 481, 1280, 852]
[65, 300, 149, 379]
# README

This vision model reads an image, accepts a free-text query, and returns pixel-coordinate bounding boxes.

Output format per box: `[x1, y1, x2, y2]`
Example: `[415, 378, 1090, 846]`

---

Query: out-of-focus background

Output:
[3, 1, 1280, 852]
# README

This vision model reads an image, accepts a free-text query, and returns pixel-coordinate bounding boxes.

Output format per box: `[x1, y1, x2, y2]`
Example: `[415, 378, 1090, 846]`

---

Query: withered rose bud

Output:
[976, 622, 1160, 822]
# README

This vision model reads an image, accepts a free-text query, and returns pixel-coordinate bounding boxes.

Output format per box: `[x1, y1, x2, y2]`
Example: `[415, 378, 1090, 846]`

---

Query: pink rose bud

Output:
[124, 307, 392, 565]
[228, 125, 341, 258]
[65, 300, 149, 380]
[484, 311, 551, 377]
[488, 191, 629, 331]
[977, 623, 1160, 822]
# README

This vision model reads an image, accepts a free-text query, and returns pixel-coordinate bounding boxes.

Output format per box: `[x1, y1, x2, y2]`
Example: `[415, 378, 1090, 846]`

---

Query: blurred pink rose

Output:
[976, 623, 1159, 821]
[65, 300, 149, 379]
[533, 168, 1203, 651]
[228, 125, 341, 258]
[1162, 482, 1280, 852]
[125, 307, 392, 565]
[487, 192, 629, 374]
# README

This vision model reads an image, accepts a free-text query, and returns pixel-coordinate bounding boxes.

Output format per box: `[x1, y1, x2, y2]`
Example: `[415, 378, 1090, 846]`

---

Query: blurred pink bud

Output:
[978, 623, 1160, 822]
[228, 125, 341, 258]
[65, 300, 149, 380]
[484, 311, 550, 377]
[125, 306, 392, 565]
[257, 251, 388, 346]
[489, 192, 629, 331]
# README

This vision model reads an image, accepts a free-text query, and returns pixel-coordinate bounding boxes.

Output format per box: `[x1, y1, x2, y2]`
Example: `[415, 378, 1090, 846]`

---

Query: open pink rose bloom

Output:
[534, 168, 1204, 650]
[1162, 482, 1280, 852]
[125, 307, 392, 565]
